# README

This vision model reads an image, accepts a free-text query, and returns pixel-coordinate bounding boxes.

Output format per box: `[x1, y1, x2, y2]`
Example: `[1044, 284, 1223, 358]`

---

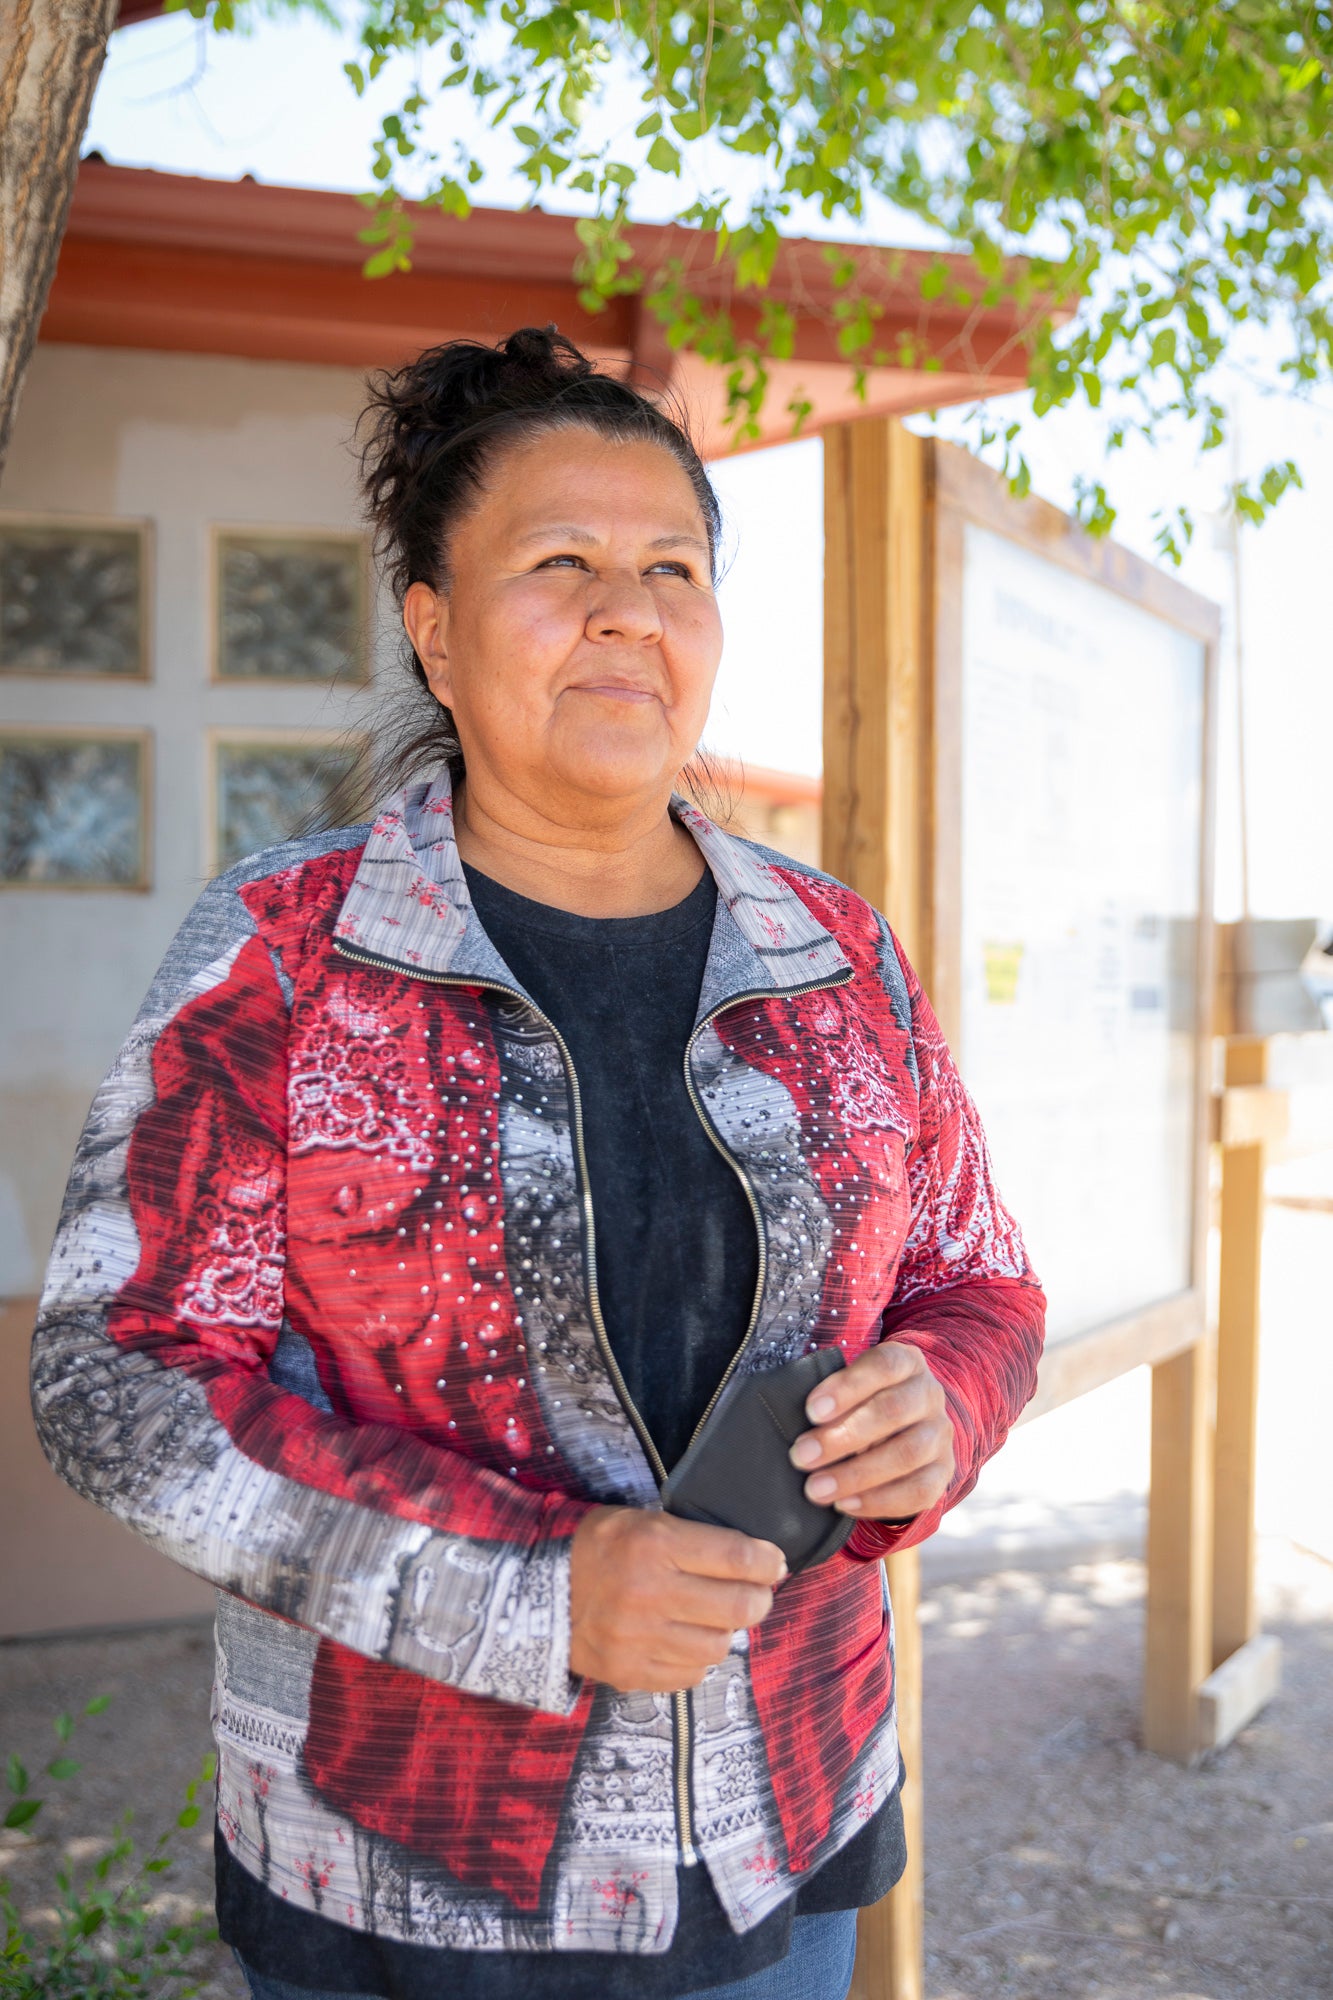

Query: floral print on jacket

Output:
[32, 771, 1045, 1955]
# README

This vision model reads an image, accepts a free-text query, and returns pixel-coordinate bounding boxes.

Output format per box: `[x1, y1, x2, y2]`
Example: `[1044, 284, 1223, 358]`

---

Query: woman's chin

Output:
[544, 723, 681, 805]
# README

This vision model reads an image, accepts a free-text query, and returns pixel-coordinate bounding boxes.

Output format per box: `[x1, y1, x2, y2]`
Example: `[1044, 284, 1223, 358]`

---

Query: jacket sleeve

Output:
[844, 922, 1047, 1560]
[30, 869, 589, 1715]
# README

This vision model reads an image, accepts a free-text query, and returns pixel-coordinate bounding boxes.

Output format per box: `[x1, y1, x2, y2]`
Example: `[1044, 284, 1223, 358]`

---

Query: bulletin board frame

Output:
[928, 442, 1221, 1422]
[824, 417, 1224, 2000]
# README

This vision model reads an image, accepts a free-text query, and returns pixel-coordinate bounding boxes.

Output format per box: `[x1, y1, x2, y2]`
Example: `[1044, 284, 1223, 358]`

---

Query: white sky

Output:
[83, 8, 1333, 921]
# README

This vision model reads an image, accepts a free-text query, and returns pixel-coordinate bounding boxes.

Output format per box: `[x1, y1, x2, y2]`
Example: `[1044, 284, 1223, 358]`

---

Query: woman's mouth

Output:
[571, 682, 657, 703]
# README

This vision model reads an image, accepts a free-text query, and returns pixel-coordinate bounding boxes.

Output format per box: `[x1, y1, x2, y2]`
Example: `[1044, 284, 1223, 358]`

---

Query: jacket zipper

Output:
[332, 937, 852, 1869]
[677, 969, 853, 1457]
[667, 967, 853, 1864]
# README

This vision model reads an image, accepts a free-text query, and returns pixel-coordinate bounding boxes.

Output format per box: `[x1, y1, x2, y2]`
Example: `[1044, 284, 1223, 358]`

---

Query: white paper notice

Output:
[959, 524, 1206, 1344]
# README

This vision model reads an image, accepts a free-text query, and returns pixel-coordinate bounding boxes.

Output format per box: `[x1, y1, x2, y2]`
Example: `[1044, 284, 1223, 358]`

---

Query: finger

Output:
[580, 1612, 736, 1692]
[624, 1638, 734, 1693]
[803, 1340, 923, 1426]
[660, 1574, 776, 1634]
[801, 1420, 948, 1509]
[791, 1373, 936, 1471]
[603, 1644, 717, 1695]
[657, 1516, 788, 1586]
[833, 1462, 954, 1520]
[653, 1618, 747, 1672]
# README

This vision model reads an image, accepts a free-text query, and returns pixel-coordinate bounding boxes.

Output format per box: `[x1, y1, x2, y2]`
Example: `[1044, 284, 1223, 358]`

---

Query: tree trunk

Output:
[0, 0, 119, 479]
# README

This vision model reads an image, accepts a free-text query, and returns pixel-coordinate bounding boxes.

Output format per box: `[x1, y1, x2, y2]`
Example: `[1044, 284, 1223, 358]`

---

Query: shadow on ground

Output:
[921, 1541, 1333, 2000]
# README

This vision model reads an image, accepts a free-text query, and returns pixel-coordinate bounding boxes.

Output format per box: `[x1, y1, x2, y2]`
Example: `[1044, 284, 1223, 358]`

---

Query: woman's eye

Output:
[534, 553, 697, 579]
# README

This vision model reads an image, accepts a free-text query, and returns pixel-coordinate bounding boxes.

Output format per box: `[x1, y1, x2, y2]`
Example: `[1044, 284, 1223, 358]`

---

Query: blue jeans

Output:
[235, 1910, 858, 2000]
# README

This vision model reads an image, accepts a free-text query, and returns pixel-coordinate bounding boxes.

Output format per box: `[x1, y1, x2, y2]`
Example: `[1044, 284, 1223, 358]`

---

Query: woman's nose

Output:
[585, 569, 664, 643]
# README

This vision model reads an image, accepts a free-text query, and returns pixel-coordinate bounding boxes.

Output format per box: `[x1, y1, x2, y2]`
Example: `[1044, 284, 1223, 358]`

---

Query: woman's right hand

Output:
[569, 1506, 787, 1693]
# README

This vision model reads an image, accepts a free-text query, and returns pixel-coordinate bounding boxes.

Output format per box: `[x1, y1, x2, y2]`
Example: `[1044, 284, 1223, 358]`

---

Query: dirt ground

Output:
[1, 1537, 1328, 2000]
[920, 1540, 1333, 2000]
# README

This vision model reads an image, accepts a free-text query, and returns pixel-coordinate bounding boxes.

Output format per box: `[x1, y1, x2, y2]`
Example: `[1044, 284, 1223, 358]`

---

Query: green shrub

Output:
[1, 1697, 217, 1998]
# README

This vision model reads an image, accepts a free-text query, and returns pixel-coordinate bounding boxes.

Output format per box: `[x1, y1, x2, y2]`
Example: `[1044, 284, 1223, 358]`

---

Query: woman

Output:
[32, 327, 1045, 2000]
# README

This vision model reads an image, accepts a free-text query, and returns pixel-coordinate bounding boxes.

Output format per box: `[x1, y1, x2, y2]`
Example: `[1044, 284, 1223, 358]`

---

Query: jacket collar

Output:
[332, 769, 850, 1011]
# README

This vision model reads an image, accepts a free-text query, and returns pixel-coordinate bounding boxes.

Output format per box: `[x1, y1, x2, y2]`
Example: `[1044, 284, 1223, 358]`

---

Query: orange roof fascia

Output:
[41, 161, 1054, 440]
[707, 761, 823, 807]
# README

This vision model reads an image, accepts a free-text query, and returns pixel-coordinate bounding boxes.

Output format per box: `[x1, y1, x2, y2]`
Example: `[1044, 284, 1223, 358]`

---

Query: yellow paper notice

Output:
[983, 940, 1024, 1004]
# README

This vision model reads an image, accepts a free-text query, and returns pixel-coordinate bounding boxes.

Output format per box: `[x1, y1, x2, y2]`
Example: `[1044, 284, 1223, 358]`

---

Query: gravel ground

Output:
[0, 1616, 231, 1998]
[1, 1538, 1329, 2000]
[921, 1539, 1333, 2000]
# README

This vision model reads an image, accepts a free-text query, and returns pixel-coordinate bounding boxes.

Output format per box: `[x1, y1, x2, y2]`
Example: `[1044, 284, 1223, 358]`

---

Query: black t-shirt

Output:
[466, 859, 756, 1471]
[219, 861, 905, 1998]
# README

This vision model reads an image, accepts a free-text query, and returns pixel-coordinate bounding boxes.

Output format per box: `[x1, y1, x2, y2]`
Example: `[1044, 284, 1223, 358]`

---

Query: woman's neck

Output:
[451, 775, 706, 918]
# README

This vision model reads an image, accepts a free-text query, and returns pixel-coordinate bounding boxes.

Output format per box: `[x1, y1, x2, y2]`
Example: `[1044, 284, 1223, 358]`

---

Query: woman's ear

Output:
[402, 581, 453, 707]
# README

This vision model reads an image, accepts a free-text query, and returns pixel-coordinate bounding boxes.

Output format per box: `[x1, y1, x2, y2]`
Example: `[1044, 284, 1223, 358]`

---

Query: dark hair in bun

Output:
[355, 324, 722, 789]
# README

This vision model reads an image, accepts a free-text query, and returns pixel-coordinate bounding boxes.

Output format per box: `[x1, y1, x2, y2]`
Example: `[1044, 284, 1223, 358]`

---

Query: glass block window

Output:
[0, 732, 148, 888]
[213, 736, 365, 872]
[216, 532, 367, 683]
[0, 521, 146, 677]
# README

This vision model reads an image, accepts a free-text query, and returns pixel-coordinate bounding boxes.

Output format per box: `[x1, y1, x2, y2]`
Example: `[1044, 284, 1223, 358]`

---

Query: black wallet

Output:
[660, 1349, 857, 1573]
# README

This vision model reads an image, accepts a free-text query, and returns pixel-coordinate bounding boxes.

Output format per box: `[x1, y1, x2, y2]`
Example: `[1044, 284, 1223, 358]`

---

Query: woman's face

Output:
[403, 426, 724, 815]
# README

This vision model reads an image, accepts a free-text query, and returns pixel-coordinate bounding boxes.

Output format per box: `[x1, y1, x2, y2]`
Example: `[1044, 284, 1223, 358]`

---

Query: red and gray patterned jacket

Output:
[32, 772, 1044, 1958]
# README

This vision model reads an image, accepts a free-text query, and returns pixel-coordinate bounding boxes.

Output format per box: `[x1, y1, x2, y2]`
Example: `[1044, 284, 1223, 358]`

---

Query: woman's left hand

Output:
[788, 1341, 955, 1522]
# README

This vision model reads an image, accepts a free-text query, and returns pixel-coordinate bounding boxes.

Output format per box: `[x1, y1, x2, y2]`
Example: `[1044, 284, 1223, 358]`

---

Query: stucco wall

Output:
[0, 344, 398, 1635]
[1, 342, 393, 1296]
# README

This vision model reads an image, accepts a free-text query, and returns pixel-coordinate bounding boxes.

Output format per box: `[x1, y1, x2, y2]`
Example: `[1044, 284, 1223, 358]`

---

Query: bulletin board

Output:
[929, 444, 1220, 1417]
[825, 422, 1224, 2000]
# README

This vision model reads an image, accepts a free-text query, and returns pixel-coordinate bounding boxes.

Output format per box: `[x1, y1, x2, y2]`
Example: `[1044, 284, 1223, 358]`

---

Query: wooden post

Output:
[1142, 626, 1218, 1765]
[1144, 1336, 1213, 1762]
[847, 1548, 924, 2000]
[821, 417, 931, 965]
[823, 416, 930, 2000]
[1212, 1035, 1268, 1667]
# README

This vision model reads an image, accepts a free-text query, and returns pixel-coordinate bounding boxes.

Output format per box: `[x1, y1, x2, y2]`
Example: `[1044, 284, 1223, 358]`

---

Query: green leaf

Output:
[53, 1714, 75, 1743]
[45, 1760, 80, 1782]
[360, 245, 402, 278]
[1282, 55, 1321, 94]
[177, 1805, 200, 1829]
[647, 136, 681, 175]
[1149, 326, 1177, 369]
[3, 1800, 41, 1830]
[318, 0, 1333, 532]
[6, 1757, 27, 1796]
[972, 236, 1003, 279]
